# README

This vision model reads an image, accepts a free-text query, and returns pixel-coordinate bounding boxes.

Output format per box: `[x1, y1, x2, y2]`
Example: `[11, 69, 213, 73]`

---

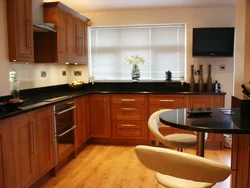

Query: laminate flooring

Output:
[41, 144, 231, 188]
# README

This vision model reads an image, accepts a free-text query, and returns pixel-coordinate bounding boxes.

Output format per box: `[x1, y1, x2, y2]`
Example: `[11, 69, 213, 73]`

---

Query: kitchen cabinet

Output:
[85, 95, 91, 141]
[10, 106, 55, 188]
[70, 19, 88, 63]
[90, 94, 110, 138]
[10, 112, 37, 188]
[187, 95, 224, 149]
[148, 94, 225, 149]
[39, 2, 90, 64]
[111, 94, 147, 139]
[6, 0, 34, 62]
[0, 120, 13, 188]
[35, 107, 55, 177]
[148, 95, 190, 144]
[213, 95, 225, 108]
[186, 95, 213, 108]
[57, 9, 70, 62]
[75, 95, 90, 149]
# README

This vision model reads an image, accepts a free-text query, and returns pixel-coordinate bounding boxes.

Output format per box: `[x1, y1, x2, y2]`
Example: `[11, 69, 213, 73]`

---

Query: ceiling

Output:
[43, 0, 235, 13]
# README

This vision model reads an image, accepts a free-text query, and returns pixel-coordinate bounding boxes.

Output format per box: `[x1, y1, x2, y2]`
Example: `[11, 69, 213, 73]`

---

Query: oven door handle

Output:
[56, 125, 77, 138]
[55, 106, 76, 115]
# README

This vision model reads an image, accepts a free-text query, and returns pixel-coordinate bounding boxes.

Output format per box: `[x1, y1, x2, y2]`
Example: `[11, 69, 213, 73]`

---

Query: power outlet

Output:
[62, 71, 66, 76]
[220, 64, 226, 71]
[41, 71, 46, 77]
[74, 71, 82, 76]
[194, 70, 200, 75]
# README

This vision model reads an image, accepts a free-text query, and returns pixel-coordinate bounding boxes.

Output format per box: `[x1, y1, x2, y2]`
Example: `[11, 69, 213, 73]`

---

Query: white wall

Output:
[234, 0, 250, 98]
[0, 0, 235, 107]
[83, 6, 235, 107]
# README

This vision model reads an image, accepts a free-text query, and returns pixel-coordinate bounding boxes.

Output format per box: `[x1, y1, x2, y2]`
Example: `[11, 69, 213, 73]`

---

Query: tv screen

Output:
[193, 27, 235, 57]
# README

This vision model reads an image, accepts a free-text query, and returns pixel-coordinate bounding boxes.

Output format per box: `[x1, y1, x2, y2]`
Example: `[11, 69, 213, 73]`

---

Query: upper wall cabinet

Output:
[34, 2, 90, 64]
[6, 0, 34, 62]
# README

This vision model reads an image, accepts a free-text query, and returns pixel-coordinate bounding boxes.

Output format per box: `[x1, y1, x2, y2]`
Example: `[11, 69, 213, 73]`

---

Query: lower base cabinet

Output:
[10, 106, 55, 188]
[35, 107, 55, 177]
[149, 95, 225, 149]
[75, 95, 91, 149]
[0, 119, 12, 188]
[11, 112, 37, 188]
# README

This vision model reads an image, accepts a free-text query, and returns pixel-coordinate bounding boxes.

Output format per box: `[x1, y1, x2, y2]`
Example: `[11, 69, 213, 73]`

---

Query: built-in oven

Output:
[54, 99, 77, 165]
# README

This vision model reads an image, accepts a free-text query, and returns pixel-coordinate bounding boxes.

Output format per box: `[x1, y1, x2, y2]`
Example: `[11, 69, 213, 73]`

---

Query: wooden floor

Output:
[41, 144, 231, 188]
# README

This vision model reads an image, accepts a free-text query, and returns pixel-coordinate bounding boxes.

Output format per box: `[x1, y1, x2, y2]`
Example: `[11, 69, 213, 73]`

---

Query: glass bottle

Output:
[189, 65, 195, 92]
[198, 65, 204, 92]
[9, 71, 20, 99]
[207, 65, 213, 92]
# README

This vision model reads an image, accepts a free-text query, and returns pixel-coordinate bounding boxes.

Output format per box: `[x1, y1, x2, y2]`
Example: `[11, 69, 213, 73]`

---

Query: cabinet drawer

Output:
[112, 121, 146, 139]
[112, 105, 146, 121]
[149, 95, 186, 107]
[111, 94, 146, 105]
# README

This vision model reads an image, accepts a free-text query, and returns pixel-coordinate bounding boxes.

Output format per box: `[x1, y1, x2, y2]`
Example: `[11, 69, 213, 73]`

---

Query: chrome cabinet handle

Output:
[121, 124, 136, 127]
[30, 120, 36, 154]
[121, 99, 135, 102]
[56, 125, 77, 138]
[121, 108, 135, 111]
[55, 106, 76, 115]
[159, 100, 174, 102]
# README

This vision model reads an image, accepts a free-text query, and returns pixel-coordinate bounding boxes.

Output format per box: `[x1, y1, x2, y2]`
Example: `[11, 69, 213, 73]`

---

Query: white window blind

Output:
[89, 24, 186, 81]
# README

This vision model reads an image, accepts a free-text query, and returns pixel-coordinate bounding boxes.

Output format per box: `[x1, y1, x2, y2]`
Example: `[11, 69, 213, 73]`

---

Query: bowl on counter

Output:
[7, 99, 24, 110]
[68, 80, 84, 89]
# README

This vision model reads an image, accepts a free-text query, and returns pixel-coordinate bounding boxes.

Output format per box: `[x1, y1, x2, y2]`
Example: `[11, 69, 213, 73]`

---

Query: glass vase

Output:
[131, 64, 140, 81]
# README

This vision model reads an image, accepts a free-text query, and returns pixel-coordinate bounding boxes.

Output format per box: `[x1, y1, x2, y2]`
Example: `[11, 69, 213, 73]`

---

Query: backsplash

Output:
[11, 63, 89, 90]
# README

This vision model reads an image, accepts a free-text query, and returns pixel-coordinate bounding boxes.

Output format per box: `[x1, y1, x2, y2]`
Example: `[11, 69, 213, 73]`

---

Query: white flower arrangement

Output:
[124, 55, 145, 65]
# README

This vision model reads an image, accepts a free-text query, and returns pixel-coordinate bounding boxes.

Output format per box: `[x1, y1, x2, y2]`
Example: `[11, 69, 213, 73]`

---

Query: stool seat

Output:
[164, 133, 197, 149]
[148, 109, 198, 150]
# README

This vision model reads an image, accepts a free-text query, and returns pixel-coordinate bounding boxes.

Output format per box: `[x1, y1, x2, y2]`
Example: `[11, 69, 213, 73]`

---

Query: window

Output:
[89, 24, 186, 81]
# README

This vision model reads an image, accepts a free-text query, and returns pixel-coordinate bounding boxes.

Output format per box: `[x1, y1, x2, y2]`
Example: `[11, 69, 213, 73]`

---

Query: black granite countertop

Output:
[160, 108, 250, 134]
[0, 82, 226, 120]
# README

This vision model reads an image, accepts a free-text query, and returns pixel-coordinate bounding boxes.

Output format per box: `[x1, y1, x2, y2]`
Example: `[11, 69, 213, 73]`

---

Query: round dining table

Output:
[159, 108, 250, 157]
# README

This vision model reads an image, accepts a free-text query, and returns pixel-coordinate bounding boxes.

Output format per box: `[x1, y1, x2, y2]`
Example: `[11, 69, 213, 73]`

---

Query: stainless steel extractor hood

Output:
[33, 0, 56, 32]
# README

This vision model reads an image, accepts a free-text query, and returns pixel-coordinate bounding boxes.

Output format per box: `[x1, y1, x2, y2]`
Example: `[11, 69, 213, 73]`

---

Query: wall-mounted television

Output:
[192, 27, 235, 57]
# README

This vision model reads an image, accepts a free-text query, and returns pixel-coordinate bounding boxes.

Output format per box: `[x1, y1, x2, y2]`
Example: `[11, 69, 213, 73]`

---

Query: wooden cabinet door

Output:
[213, 95, 225, 107]
[85, 95, 91, 140]
[0, 120, 13, 188]
[58, 9, 69, 62]
[75, 95, 91, 149]
[70, 18, 87, 64]
[7, 0, 34, 62]
[90, 94, 110, 138]
[83, 22, 88, 63]
[75, 97, 86, 149]
[35, 107, 55, 177]
[11, 113, 37, 188]
[78, 21, 88, 64]
[187, 96, 213, 108]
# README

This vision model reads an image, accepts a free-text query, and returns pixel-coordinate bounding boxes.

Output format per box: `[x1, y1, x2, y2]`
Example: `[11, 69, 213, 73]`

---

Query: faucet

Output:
[89, 76, 95, 85]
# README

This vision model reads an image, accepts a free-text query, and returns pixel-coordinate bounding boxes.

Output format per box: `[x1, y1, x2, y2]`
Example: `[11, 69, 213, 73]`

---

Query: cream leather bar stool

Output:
[148, 109, 197, 151]
[135, 145, 231, 188]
